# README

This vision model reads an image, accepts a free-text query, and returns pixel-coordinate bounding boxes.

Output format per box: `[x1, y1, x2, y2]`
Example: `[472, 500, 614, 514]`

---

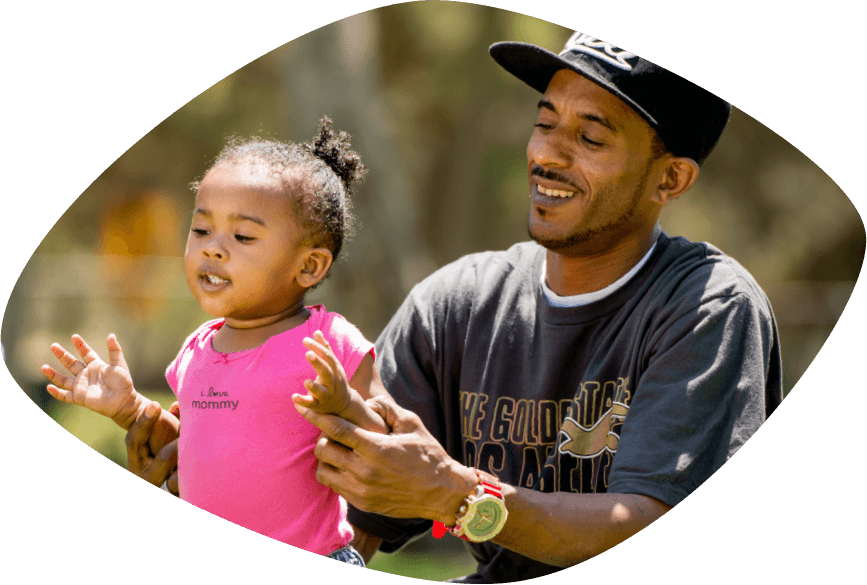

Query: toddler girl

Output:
[41, 118, 389, 565]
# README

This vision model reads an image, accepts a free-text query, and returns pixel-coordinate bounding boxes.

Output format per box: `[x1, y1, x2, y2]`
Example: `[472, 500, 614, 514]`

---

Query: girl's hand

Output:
[41, 334, 143, 428]
[294, 330, 352, 416]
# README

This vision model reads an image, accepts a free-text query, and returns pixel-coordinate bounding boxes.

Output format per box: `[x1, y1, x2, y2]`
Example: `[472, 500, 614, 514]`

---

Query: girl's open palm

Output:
[41, 334, 137, 420]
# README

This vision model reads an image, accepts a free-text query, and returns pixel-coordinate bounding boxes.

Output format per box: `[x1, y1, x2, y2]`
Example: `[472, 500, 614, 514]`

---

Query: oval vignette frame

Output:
[5, 4, 863, 570]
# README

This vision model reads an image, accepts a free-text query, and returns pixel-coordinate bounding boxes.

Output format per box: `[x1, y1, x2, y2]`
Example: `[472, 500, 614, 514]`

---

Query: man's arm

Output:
[296, 396, 667, 567]
[350, 526, 384, 565]
[493, 487, 669, 566]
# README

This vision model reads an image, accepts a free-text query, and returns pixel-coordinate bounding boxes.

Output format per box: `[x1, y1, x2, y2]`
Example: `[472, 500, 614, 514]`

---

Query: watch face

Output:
[467, 498, 504, 539]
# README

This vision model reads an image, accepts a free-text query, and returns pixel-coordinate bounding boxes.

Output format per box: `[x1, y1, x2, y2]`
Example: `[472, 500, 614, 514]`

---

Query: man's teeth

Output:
[205, 274, 228, 285]
[537, 185, 575, 198]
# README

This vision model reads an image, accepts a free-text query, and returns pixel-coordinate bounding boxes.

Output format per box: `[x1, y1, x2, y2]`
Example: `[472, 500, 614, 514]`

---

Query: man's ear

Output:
[652, 156, 700, 204]
[296, 248, 334, 289]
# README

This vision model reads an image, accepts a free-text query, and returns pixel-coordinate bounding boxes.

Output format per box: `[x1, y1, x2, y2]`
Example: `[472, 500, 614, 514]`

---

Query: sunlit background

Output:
[2, 3, 863, 581]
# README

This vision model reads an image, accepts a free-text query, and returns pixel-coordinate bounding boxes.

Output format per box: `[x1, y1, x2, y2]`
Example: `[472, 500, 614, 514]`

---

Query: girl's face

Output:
[184, 162, 312, 328]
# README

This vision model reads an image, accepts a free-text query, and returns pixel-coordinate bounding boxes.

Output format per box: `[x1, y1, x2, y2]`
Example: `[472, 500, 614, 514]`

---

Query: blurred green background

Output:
[1, 2, 863, 582]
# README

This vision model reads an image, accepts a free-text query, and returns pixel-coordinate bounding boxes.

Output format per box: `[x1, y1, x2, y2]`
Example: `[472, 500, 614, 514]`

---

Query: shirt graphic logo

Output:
[561, 32, 638, 71]
[558, 402, 628, 459]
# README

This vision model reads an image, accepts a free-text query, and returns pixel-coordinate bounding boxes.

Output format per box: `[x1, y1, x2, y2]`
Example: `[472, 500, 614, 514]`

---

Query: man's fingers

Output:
[157, 439, 179, 466]
[368, 395, 411, 430]
[149, 439, 179, 486]
[167, 470, 180, 495]
[295, 403, 369, 453]
[125, 401, 161, 452]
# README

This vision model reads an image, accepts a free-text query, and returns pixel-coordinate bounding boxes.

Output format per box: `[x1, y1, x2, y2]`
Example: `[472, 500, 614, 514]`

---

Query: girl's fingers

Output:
[50, 343, 84, 376]
[292, 392, 317, 408]
[303, 335, 343, 377]
[71, 335, 99, 365]
[311, 331, 348, 379]
[305, 349, 334, 383]
[303, 378, 329, 400]
[313, 330, 331, 349]
[106, 334, 127, 368]
[46, 383, 72, 403]
[41, 365, 73, 391]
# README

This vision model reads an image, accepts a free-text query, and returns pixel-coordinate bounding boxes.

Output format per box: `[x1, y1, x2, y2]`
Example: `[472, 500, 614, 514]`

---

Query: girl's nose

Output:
[202, 237, 227, 260]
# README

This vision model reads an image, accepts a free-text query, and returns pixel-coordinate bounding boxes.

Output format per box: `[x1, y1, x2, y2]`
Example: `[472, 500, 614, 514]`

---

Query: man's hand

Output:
[294, 395, 476, 525]
[126, 401, 179, 494]
[41, 334, 144, 429]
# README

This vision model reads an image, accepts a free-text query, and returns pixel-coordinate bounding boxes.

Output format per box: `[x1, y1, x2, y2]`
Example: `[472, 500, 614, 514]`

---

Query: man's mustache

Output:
[529, 164, 580, 191]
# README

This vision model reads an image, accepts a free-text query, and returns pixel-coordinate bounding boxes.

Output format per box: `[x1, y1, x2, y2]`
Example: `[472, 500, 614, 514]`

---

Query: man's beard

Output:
[528, 163, 653, 254]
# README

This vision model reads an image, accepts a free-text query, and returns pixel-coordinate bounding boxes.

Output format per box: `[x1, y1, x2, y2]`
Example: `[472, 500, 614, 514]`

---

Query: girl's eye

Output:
[191, 228, 209, 236]
[235, 234, 255, 243]
[535, 122, 553, 130]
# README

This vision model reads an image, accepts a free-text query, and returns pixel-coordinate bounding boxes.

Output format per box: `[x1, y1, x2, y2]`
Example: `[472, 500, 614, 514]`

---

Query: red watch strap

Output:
[432, 521, 449, 539]
[432, 469, 504, 540]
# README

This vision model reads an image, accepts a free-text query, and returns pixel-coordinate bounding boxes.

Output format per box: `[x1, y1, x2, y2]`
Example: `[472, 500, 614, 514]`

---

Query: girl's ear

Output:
[296, 248, 333, 289]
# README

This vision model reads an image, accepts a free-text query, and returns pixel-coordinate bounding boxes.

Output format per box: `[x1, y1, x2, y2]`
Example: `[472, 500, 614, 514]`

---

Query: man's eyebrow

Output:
[581, 113, 617, 132]
[537, 99, 617, 132]
[192, 208, 266, 227]
[537, 99, 556, 113]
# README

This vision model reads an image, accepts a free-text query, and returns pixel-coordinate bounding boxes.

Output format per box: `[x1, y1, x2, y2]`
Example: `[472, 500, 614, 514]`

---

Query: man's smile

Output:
[535, 184, 575, 199]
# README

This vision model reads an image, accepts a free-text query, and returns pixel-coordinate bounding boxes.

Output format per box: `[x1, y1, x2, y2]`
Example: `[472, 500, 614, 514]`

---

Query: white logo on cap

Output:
[561, 32, 637, 71]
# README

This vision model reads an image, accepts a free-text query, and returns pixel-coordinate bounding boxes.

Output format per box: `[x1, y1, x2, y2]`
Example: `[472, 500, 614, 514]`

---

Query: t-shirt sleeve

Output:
[606, 290, 780, 507]
[165, 327, 203, 395]
[319, 312, 376, 383]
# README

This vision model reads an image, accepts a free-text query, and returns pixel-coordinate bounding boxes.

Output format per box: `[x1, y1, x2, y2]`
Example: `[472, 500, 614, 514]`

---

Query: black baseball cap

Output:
[490, 32, 731, 166]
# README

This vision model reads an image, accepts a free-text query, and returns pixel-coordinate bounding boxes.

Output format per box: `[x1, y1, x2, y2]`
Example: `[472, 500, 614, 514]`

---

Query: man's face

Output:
[526, 69, 664, 255]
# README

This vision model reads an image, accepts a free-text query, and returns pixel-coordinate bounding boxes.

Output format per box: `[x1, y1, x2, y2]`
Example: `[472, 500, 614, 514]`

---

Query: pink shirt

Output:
[165, 305, 374, 555]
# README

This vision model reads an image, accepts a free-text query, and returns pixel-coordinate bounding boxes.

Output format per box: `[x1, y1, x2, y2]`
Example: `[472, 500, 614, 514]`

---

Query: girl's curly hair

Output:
[194, 116, 367, 266]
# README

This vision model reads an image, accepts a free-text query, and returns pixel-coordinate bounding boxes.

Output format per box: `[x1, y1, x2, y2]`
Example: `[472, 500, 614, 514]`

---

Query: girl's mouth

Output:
[200, 272, 231, 291]
[205, 274, 228, 285]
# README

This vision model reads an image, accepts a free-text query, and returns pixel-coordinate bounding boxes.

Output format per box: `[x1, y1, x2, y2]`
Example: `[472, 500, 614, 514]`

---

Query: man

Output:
[128, 31, 782, 582]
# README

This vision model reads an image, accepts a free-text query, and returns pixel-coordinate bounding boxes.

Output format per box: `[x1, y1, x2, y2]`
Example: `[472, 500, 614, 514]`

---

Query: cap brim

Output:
[489, 41, 659, 129]
[489, 42, 569, 94]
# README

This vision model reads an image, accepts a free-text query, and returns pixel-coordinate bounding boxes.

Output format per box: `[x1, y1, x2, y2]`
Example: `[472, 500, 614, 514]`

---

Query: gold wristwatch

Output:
[432, 469, 508, 543]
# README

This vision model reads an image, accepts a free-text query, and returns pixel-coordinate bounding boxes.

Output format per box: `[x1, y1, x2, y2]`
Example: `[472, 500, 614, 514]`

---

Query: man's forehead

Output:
[540, 69, 642, 129]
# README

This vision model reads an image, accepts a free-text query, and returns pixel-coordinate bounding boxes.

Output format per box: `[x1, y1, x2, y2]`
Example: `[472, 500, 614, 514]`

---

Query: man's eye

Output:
[535, 122, 553, 130]
[582, 135, 604, 147]
[235, 234, 255, 243]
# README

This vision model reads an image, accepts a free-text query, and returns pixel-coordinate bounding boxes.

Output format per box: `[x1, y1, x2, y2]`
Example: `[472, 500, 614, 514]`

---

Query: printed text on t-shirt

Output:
[459, 377, 631, 494]
[191, 387, 239, 410]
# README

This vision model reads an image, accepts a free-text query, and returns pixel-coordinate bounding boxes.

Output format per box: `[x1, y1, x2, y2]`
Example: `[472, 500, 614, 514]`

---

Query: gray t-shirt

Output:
[350, 233, 783, 582]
